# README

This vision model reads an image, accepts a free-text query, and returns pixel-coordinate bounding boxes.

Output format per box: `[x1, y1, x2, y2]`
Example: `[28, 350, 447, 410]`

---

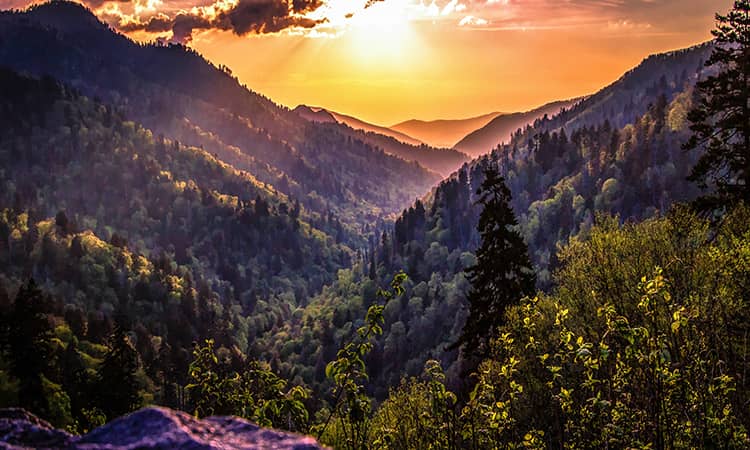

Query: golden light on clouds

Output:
[5, 0, 735, 124]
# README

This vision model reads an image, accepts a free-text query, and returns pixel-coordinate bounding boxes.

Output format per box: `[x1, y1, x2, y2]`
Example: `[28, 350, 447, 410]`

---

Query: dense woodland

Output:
[0, 1, 749, 449]
[260, 37, 715, 400]
[0, 1, 443, 240]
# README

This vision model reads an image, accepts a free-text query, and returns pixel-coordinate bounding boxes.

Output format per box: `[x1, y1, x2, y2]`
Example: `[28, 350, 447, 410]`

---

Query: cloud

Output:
[220, 0, 321, 34]
[112, 0, 327, 42]
[441, 0, 466, 16]
[458, 14, 487, 26]
[8, 0, 728, 41]
[455, 0, 728, 33]
[83, 0, 130, 7]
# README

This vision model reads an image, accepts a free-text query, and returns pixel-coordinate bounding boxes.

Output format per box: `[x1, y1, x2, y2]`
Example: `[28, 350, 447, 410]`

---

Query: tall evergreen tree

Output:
[61, 338, 95, 430]
[685, 1, 750, 211]
[96, 318, 141, 420]
[453, 165, 536, 360]
[4, 279, 53, 416]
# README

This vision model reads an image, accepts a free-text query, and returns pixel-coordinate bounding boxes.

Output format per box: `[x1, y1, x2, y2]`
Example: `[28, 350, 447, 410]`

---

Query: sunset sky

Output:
[5, 0, 733, 124]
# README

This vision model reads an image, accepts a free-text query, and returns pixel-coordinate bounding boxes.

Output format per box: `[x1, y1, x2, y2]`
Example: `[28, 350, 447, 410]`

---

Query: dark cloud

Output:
[219, 0, 321, 35]
[291, 0, 322, 13]
[80, 0, 130, 8]
[119, 0, 325, 43]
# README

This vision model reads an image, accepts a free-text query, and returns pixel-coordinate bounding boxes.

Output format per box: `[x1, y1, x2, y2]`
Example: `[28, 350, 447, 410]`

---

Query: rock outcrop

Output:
[0, 407, 326, 449]
[0, 408, 72, 449]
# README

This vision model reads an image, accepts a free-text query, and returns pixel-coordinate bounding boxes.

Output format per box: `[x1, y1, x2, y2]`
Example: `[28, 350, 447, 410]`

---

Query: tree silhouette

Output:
[3, 279, 53, 417]
[453, 164, 536, 361]
[685, 1, 750, 211]
[96, 318, 141, 420]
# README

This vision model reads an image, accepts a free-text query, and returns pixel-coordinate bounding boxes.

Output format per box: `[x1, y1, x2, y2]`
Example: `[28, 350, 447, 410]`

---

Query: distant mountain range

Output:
[454, 99, 581, 157]
[293, 105, 469, 176]
[295, 105, 424, 146]
[390, 112, 503, 148]
[293, 100, 587, 173]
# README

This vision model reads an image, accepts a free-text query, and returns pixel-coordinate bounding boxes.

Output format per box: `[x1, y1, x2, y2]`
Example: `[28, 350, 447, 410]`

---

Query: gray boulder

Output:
[0, 407, 326, 450]
[0, 408, 72, 449]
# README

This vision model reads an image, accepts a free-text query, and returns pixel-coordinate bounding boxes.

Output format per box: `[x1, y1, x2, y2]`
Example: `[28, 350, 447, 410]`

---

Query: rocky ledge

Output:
[0, 407, 326, 449]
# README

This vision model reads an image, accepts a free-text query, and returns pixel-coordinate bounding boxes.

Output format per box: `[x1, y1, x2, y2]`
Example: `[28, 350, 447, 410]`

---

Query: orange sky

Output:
[8, 0, 734, 124]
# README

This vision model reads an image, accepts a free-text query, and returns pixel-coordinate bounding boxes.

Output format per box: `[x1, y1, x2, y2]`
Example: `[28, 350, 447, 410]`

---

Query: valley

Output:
[0, 1, 747, 449]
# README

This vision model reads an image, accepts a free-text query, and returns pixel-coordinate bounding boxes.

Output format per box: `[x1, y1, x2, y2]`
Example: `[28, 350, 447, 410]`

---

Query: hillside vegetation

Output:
[0, 1, 748, 449]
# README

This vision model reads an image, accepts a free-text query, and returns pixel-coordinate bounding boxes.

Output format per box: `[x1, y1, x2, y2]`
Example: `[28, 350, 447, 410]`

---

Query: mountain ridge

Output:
[390, 111, 503, 148]
[296, 104, 425, 146]
[454, 98, 582, 157]
[0, 1, 440, 237]
[293, 105, 470, 176]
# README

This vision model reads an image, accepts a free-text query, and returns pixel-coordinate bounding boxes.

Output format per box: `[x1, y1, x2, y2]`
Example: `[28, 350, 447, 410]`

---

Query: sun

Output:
[349, 0, 412, 32]
[342, 0, 419, 65]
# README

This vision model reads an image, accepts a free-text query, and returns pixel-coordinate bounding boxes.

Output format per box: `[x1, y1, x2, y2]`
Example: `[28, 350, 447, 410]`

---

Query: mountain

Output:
[454, 99, 581, 157]
[0, 65, 370, 430]
[390, 111, 503, 148]
[258, 41, 716, 399]
[296, 105, 425, 146]
[292, 105, 338, 124]
[294, 105, 470, 177]
[0, 64, 351, 321]
[294, 105, 469, 176]
[395, 41, 714, 284]
[0, 1, 440, 237]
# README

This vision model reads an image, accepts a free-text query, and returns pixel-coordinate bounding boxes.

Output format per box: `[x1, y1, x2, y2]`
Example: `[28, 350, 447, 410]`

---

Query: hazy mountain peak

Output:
[293, 104, 338, 123]
[390, 111, 503, 148]
[454, 99, 581, 157]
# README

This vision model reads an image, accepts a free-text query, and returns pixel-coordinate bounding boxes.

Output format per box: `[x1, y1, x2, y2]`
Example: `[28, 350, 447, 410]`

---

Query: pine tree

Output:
[453, 165, 536, 360]
[4, 279, 53, 416]
[96, 318, 141, 420]
[61, 338, 94, 430]
[685, 1, 750, 211]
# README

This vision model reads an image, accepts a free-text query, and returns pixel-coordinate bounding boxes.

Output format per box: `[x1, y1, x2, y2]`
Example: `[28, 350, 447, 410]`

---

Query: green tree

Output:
[318, 272, 407, 449]
[186, 339, 242, 418]
[453, 165, 536, 360]
[186, 339, 309, 431]
[3, 279, 53, 417]
[96, 320, 141, 420]
[685, 1, 750, 211]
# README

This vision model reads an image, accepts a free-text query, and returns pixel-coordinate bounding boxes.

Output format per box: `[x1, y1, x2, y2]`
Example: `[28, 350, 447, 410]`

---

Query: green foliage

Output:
[186, 338, 310, 431]
[371, 360, 459, 449]
[367, 206, 750, 449]
[685, 0, 750, 211]
[318, 272, 407, 449]
[186, 339, 243, 418]
[0, 66, 348, 428]
[456, 164, 536, 361]
[277, 49, 714, 402]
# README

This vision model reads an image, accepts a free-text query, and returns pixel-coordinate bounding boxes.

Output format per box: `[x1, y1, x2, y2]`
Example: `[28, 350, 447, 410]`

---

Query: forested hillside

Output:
[319, 107, 425, 146]
[0, 66, 354, 429]
[1, 0, 749, 448]
[260, 41, 716, 401]
[0, 2, 440, 238]
[454, 99, 580, 157]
